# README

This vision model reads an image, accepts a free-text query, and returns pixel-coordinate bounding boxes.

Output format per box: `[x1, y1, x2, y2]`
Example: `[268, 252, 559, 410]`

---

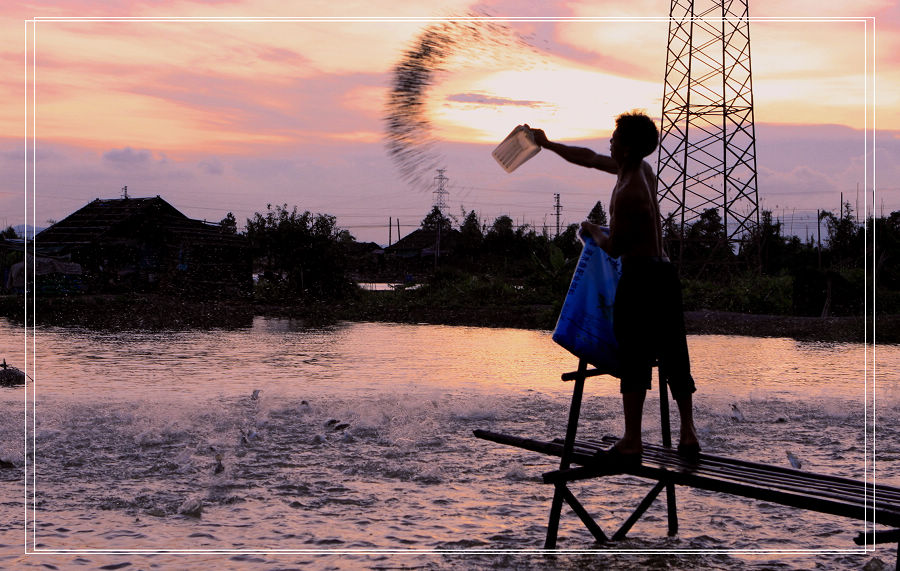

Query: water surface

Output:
[1, 318, 896, 569]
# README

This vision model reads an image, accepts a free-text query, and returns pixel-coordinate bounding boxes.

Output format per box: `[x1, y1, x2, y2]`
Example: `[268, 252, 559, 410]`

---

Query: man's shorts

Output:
[613, 257, 696, 399]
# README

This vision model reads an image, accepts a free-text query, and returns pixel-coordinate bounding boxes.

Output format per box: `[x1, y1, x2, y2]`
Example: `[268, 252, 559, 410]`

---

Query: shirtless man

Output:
[529, 112, 700, 463]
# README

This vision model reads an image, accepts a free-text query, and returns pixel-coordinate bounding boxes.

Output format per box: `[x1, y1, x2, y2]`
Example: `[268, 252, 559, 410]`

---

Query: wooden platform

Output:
[474, 430, 900, 530]
[473, 357, 900, 562]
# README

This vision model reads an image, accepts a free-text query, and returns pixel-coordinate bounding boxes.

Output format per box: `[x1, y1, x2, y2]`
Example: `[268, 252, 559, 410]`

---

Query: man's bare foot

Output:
[679, 424, 699, 448]
[677, 428, 701, 460]
[613, 437, 643, 456]
[678, 436, 700, 449]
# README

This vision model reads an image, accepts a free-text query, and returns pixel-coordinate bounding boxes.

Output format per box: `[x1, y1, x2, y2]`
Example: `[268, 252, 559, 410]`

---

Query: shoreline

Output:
[0, 294, 895, 344]
[682, 310, 883, 343]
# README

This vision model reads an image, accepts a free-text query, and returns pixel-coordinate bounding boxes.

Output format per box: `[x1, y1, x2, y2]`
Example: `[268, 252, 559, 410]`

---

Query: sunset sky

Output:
[3, 1, 898, 244]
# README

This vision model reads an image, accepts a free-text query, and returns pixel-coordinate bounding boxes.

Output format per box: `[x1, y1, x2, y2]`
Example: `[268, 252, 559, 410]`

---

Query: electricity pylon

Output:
[433, 169, 448, 267]
[657, 0, 760, 264]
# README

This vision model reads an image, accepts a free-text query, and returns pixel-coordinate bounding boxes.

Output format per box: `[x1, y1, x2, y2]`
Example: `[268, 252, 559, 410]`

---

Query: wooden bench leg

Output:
[658, 368, 679, 536]
[545, 358, 609, 548]
[665, 482, 679, 536]
[544, 486, 565, 548]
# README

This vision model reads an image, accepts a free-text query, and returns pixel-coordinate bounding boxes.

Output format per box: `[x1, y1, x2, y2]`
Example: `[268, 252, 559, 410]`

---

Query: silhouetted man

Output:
[529, 112, 700, 464]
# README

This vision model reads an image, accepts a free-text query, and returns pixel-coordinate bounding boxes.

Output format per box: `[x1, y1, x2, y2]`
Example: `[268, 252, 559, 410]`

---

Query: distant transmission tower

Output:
[433, 169, 449, 267]
[657, 0, 760, 262]
[433, 169, 449, 213]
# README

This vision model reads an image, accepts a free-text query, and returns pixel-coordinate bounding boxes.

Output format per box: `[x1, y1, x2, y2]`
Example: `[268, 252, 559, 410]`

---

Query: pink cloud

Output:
[121, 70, 386, 145]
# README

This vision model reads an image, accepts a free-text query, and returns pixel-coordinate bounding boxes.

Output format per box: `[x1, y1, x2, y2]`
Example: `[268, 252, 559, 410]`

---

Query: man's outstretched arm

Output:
[528, 126, 618, 174]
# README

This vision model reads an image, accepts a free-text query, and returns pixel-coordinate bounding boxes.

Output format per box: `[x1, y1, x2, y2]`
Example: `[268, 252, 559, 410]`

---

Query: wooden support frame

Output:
[543, 357, 678, 547]
[475, 357, 900, 560]
[545, 358, 605, 547]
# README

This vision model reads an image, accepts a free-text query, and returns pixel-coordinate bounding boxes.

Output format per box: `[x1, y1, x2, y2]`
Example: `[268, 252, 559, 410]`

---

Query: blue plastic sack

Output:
[552, 233, 622, 374]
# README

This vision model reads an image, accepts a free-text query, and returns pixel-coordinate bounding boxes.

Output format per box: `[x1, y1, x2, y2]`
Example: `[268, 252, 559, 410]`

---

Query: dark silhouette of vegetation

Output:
[245, 204, 354, 301]
[648, 200, 890, 318]
[420, 206, 453, 233]
[12, 193, 896, 339]
[457, 209, 484, 255]
[874, 211, 900, 289]
[364, 198, 890, 321]
[822, 202, 865, 271]
[219, 212, 238, 235]
[664, 207, 734, 276]
[587, 201, 608, 226]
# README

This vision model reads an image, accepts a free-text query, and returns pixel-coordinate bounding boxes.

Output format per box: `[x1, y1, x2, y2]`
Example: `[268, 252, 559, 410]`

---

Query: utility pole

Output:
[553, 193, 562, 238]
[817, 209, 822, 270]
[388, 217, 392, 247]
[121, 185, 129, 199]
[433, 169, 449, 268]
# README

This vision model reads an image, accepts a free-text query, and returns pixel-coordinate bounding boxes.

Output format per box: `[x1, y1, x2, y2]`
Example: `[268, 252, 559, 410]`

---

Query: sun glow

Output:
[426, 66, 661, 144]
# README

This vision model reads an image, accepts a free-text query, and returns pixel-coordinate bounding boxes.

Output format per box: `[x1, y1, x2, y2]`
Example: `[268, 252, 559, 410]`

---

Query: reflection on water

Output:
[4, 317, 889, 401]
[0, 317, 897, 569]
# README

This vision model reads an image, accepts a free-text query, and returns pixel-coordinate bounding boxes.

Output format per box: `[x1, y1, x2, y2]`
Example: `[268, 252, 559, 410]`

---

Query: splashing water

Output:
[2, 321, 898, 569]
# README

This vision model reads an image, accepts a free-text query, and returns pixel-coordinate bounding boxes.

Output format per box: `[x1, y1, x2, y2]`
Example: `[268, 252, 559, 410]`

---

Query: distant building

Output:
[35, 196, 251, 296]
[384, 228, 459, 259]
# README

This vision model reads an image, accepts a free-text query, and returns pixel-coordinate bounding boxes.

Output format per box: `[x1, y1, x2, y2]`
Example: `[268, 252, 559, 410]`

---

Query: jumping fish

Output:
[178, 497, 203, 517]
[240, 428, 259, 445]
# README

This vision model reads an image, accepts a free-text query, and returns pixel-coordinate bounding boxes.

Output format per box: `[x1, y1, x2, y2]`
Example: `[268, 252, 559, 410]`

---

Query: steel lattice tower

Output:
[433, 168, 449, 213]
[657, 0, 760, 260]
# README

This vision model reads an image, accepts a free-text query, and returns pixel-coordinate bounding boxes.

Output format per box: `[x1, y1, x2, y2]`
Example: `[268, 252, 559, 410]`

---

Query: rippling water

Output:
[0, 317, 897, 569]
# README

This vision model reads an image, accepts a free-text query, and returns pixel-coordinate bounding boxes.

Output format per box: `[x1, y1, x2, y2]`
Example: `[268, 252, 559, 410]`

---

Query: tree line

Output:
[218, 199, 897, 317]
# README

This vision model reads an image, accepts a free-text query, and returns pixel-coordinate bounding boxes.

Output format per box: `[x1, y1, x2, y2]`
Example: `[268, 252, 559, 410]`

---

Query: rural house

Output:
[36, 196, 251, 296]
[384, 227, 459, 259]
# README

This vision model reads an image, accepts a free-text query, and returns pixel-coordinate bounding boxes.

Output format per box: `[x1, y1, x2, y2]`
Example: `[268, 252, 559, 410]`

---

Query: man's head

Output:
[610, 111, 659, 166]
